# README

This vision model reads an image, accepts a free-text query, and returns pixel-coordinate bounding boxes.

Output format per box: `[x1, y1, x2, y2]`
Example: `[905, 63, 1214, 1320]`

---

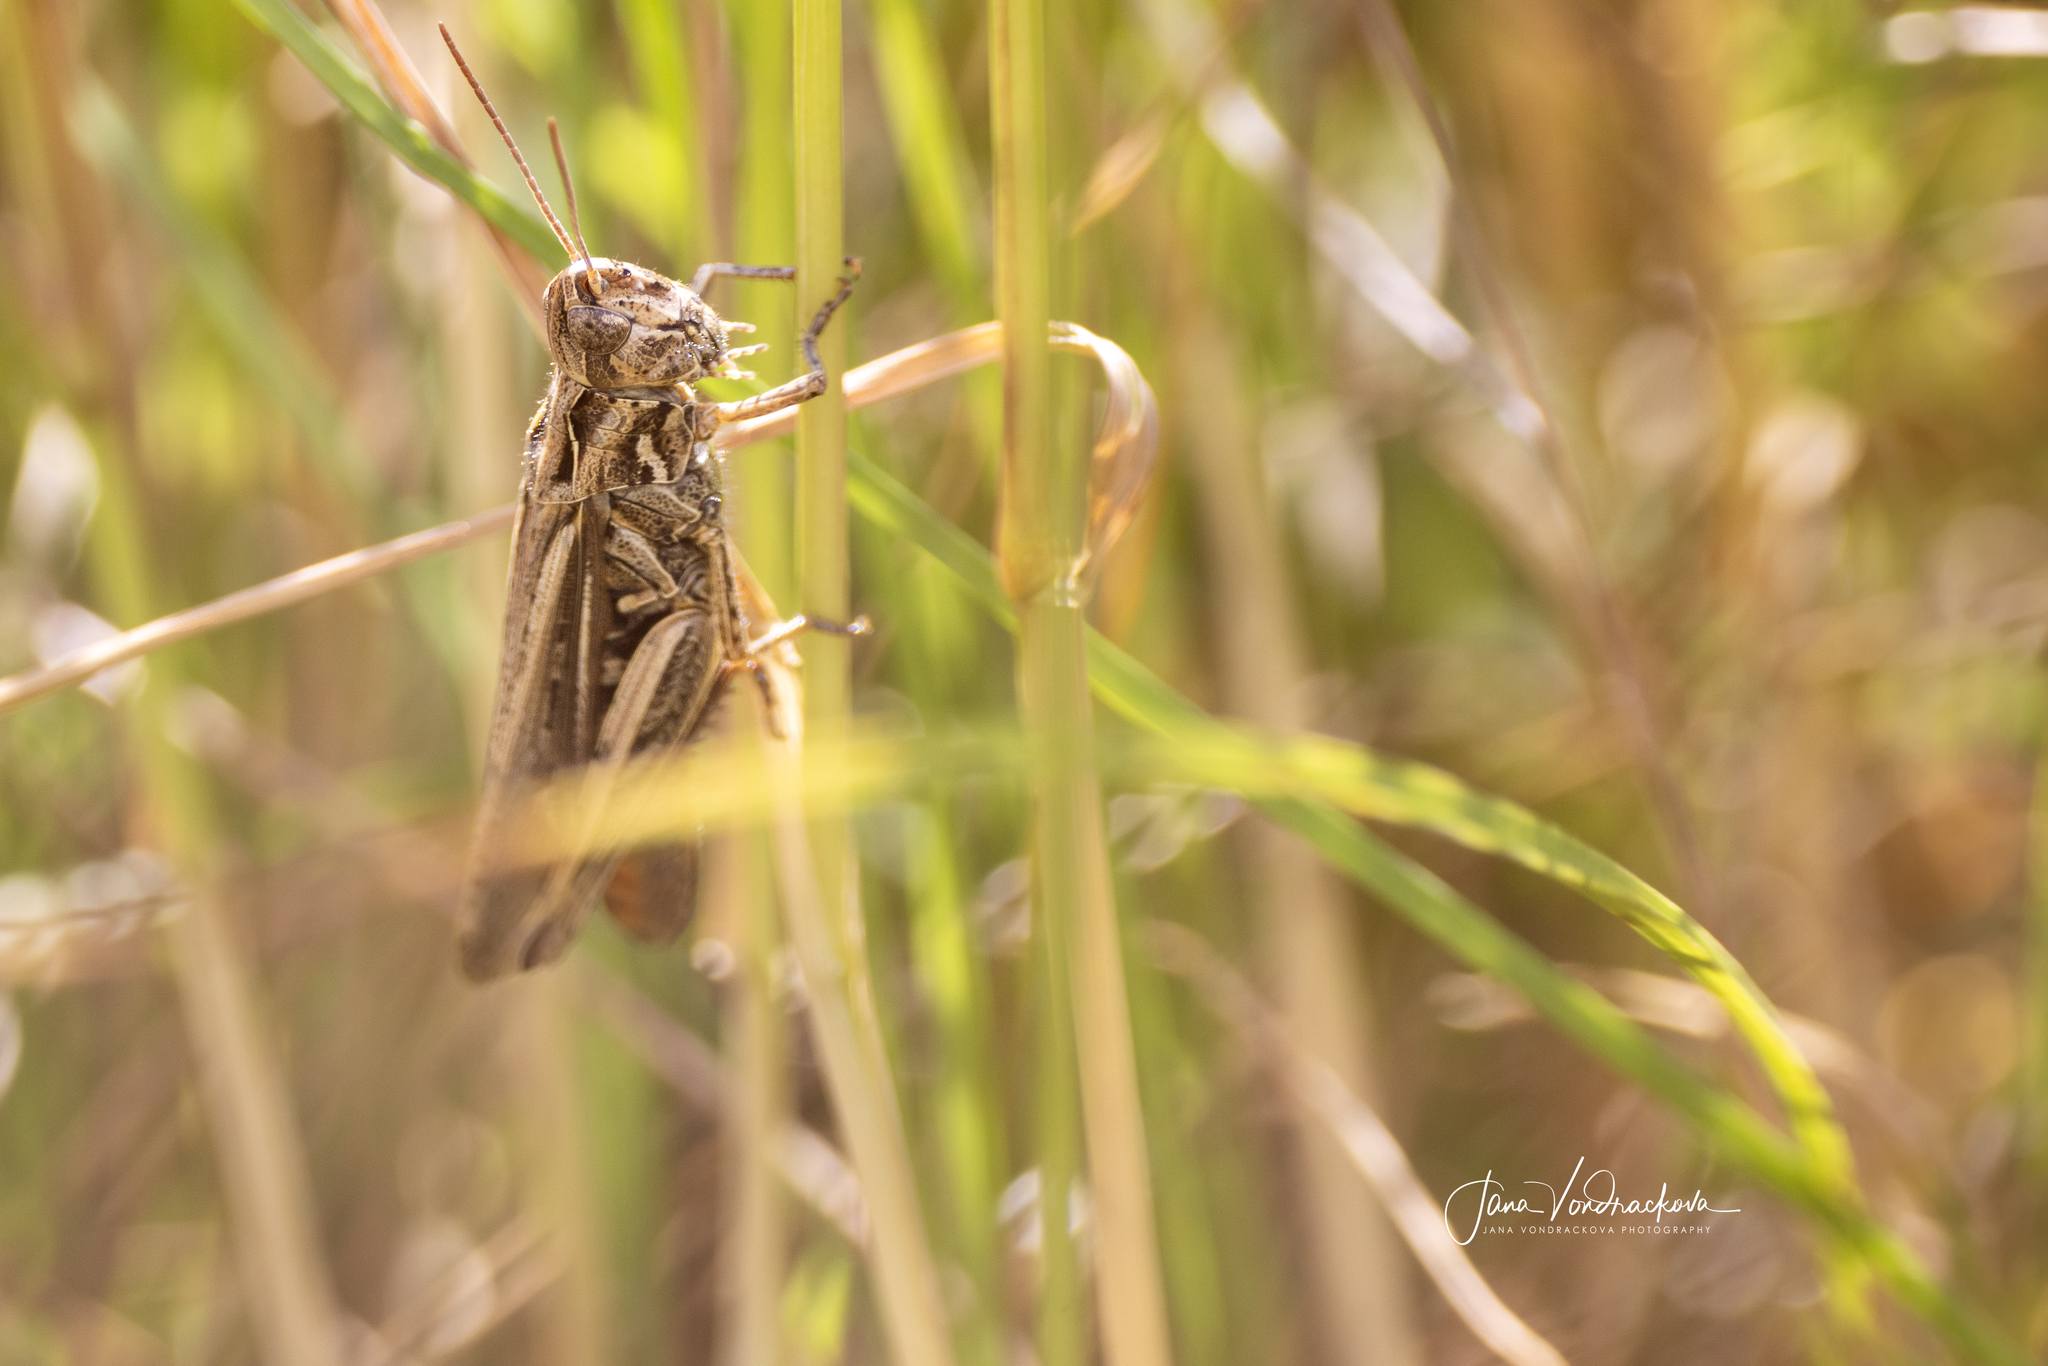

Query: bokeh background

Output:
[4, 0, 2048, 1362]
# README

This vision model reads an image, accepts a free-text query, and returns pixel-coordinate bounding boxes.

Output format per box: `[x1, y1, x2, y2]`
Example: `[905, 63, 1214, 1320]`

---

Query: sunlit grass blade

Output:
[1105, 722, 1857, 1184]
[992, 0, 1175, 1361]
[726, 20, 799, 1356]
[791, 2, 959, 1363]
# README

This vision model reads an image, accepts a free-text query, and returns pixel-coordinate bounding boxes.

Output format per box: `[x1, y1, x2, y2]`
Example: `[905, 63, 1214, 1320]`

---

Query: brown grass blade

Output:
[0, 509, 515, 714]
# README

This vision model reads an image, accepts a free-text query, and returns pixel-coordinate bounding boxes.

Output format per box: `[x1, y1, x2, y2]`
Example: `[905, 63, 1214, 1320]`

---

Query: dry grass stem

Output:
[0, 510, 514, 713]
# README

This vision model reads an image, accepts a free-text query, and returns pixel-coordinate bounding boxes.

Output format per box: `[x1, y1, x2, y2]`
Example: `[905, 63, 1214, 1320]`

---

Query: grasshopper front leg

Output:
[706, 260, 864, 426]
[689, 261, 798, 295]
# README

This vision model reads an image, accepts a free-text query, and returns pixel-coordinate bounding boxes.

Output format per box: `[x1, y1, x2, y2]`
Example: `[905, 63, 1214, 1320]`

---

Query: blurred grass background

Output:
[4, 0, 2048, 1361]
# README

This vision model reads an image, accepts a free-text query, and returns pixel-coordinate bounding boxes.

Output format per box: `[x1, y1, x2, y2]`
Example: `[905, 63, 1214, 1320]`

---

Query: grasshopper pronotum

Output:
[442, 28, 862, 980]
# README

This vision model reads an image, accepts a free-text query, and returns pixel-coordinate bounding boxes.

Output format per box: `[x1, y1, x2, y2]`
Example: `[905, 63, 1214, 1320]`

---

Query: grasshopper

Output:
[443, 28, 862, 980]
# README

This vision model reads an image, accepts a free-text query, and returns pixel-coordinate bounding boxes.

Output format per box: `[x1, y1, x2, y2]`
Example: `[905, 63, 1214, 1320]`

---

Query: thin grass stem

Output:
[991, 1, 1174, 1364]
[726, 7, 799, 1357]
[791, 3, 957, 1362]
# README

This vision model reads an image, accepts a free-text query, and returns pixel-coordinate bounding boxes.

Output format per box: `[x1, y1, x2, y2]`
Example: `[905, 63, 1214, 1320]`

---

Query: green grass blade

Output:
[792, 2, 960, 1363]
[1078, 671, 1856, 1181]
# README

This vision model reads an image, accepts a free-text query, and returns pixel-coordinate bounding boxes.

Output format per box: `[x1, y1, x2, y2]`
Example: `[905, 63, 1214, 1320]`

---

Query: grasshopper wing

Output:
[458, 389, 617, 979]
[603, 843, 700, 944]
[499, 591, 729, 969]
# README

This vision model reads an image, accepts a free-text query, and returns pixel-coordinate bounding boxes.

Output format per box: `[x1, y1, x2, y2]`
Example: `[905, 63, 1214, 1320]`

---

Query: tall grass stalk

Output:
[990, 3, 1079, 1363]
[791, 4, 957, 1364]
[725, 7, 798, 1360]
[733, 0, 798, 609]
[991, 3, 1173, 1366]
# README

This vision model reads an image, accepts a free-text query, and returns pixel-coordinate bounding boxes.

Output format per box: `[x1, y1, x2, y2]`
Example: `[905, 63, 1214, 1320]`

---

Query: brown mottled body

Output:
[440, 27, 860, 980]
[459, 256, 860, 981]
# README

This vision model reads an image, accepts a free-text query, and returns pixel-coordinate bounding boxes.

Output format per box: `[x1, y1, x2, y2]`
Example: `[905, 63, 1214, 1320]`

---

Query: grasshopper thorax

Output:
[543, 259, 728, 392]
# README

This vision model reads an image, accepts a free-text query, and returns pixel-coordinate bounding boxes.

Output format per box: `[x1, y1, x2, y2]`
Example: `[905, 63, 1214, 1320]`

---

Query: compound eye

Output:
[564, 305, 631, 356]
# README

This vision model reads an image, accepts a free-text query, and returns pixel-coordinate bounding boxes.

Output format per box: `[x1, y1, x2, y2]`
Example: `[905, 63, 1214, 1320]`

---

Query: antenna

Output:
[547, 118, 601, 296]
[439, 24, 576, 262]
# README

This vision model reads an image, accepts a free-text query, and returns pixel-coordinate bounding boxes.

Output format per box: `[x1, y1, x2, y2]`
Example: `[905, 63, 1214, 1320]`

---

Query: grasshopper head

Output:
[435, 30, 727, 395]
[543, 259, 728, 391]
